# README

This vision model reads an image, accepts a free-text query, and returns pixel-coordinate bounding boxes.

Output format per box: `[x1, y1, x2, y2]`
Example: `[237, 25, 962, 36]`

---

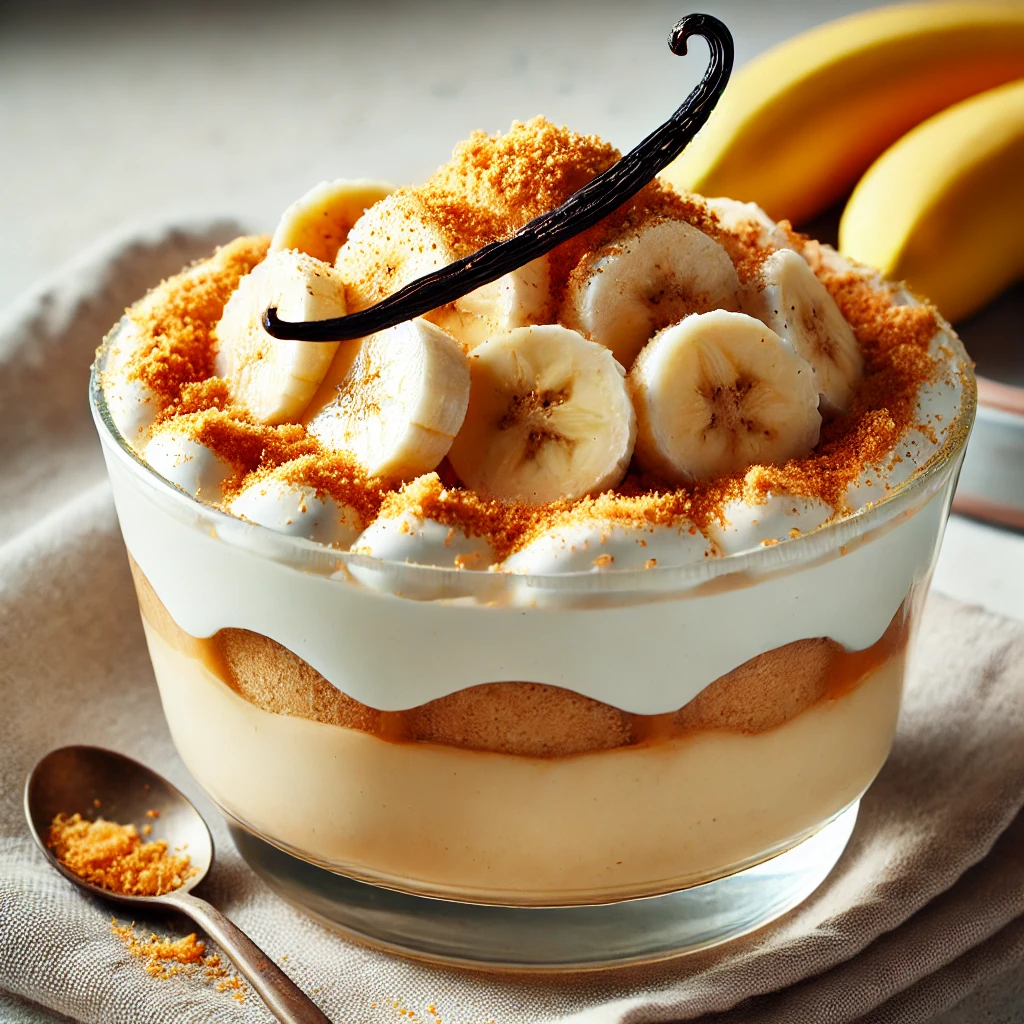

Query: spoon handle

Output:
[165, 890, 332, 1023]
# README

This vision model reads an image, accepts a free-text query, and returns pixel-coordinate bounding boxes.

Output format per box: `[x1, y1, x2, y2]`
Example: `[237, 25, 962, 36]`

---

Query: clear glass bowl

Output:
[91, 314, 975, 966]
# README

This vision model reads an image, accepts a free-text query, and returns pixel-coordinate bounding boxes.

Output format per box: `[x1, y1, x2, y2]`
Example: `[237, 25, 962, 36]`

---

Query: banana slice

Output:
[705, 196, 795, 251]
[214, 250, 346, 425]
[431, 255, 550, 350]
[447, 325, 636, 504]
[629, 310, 821, 483]
[748, 248, 863, 413]
[306, 318, 470, 480]
[560, 218, 741, 370]
[335, 191, 549, 350]
[270, 178, 395, 265]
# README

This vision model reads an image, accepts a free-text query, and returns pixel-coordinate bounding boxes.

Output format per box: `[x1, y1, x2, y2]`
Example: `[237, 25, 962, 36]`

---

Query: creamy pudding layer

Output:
[143, 625, 902, 904]
[134, 565, 908, 903]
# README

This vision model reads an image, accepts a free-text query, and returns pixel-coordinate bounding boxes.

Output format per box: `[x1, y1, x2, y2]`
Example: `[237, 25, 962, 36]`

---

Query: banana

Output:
[629, 310, 821, 483]
[560, 218, 740, 370]
[446, 325, 636, 504]
[662, 3, 1024, 225]
[214, 250, 346, 425]
[705, 197, 794, 251]
[431, 255, 550, 350]
[269, 178, 395, 264]
[746, 248, 863, 413]
[305, 318, 470, 480]
[335, 191, 549, 350]
[839, 79, 1024, 324]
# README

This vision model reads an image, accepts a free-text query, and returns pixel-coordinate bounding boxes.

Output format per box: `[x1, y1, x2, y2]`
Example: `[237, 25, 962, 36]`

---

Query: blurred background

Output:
[0, 0, 900, 306]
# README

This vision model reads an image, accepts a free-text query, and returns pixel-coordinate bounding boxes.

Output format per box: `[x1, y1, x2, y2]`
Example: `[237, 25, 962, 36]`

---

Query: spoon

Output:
[24, 745, 331, 1024]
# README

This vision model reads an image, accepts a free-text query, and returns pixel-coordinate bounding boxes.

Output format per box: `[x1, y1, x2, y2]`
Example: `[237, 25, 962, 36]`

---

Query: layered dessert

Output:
[94, 117, 972, 905]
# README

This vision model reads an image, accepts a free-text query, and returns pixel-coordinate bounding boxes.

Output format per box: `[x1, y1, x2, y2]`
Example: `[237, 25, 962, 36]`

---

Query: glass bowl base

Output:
[226, 800, 858, 971]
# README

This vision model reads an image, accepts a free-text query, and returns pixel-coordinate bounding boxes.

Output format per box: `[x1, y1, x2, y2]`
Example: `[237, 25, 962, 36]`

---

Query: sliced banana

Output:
[629, 310, 821, 483]
[431, 255, 550, 350]
[335, 191, 549, 350]
[705, 196, 795, 251]
[305, 318, 470, 480]
[747, 248, 863, 414]
[270, 178, 395, 265]
[447, 325, 636, 504]
[214, 250, 346, 425]
[560, 218, 741, 370]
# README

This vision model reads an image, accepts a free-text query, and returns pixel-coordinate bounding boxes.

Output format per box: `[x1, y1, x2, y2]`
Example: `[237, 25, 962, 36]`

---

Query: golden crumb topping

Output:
[105, 118, 950, 560]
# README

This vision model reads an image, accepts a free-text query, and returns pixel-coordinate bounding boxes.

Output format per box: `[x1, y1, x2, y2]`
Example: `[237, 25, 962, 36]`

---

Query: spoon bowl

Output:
[25, 744, 212, 905]
[25, 745, 331, 1024]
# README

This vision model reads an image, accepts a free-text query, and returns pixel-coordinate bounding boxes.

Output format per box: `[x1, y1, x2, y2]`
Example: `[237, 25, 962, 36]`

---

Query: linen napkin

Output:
[2, 222, 1024, 1024]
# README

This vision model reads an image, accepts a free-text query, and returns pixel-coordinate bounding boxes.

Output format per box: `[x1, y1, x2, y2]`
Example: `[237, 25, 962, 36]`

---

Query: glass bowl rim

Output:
[90, 315, 977, 590]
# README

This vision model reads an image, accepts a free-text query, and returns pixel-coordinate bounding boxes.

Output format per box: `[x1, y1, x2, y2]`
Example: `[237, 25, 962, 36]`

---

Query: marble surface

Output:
[2, 1, 1022, 1019]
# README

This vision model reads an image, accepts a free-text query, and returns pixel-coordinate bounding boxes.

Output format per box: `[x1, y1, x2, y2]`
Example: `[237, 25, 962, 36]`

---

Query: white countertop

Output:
[2, 2, 1022, 1018]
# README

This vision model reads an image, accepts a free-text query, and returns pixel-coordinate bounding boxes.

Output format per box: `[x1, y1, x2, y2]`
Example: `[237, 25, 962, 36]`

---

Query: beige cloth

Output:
[2, 222, 1024, 1024]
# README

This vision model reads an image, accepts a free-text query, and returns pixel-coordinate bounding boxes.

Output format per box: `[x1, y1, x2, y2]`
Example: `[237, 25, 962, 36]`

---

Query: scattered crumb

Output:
[111, 919, 247, 1003]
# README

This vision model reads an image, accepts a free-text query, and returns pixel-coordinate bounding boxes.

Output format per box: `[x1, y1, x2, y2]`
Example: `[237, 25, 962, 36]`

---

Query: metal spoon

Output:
[24, 745, 331, 1024]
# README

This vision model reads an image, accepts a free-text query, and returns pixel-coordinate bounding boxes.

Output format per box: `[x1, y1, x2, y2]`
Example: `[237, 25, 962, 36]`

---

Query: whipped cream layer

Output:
[92, 115, 973, 714]
[101, 423, 945, 714]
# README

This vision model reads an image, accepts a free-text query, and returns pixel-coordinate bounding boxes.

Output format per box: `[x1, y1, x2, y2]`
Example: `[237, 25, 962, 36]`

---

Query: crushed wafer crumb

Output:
[111, 919, 246, 1003]
[47, 813, 193, 897]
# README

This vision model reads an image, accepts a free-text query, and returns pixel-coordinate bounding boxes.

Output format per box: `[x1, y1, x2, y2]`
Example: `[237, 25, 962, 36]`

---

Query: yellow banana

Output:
[839, 79, 1024, 324]
[270, 179, 394, 264]
[662, 2, 1024, 225]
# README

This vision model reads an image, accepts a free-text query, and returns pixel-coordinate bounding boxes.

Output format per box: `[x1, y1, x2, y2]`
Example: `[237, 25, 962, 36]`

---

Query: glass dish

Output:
[90, 308, 975, 967]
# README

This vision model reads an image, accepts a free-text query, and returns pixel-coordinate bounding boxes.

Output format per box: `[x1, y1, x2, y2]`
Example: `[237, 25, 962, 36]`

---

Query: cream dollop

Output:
[230, 475, 362, 548]
[352, 511, 494, 570]
[503, 519, 714, 574]
[144, 427, 234, 502]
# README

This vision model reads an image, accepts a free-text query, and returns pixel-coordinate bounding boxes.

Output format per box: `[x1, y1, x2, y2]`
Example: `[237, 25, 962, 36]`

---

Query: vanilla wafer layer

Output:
[131, 558, 907, 757]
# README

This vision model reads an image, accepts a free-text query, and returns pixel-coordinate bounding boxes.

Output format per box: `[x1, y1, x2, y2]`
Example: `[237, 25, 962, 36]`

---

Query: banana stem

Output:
[264, 12, 734, 343]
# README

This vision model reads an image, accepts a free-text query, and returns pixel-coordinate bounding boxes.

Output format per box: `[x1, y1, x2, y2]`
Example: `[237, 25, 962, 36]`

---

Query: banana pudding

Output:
[92, 117, 973, 911]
